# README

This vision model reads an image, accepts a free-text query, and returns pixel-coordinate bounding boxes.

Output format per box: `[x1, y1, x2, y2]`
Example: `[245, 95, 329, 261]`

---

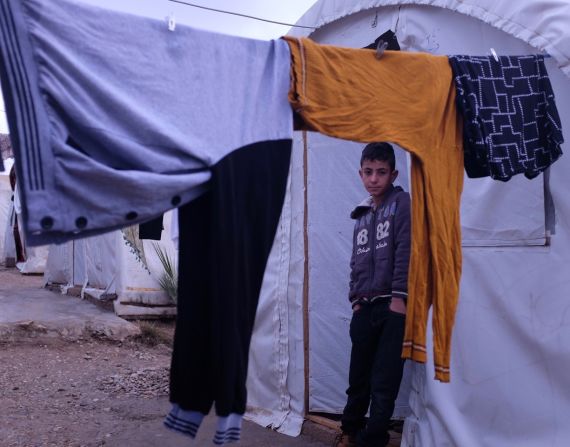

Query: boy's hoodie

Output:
[349, 185, 411, 307]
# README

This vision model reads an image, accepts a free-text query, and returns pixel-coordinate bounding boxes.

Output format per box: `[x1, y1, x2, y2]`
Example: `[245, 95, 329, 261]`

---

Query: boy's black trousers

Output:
[341, 300, 406, 447]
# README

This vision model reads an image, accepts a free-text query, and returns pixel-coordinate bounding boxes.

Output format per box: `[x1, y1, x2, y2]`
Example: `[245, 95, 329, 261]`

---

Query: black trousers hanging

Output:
[169, 139, 292, 419]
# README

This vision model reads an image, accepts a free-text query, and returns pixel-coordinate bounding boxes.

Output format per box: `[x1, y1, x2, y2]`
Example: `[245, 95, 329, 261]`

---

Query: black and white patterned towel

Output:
[449, 55, 564, 181]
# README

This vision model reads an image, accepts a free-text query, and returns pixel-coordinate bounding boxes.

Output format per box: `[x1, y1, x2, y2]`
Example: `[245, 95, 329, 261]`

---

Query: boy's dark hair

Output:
[360, 142, 396, 171]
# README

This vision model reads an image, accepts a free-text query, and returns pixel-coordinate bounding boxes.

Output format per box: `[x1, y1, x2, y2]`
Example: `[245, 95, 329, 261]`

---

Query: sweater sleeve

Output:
[391, 193, 411, 301]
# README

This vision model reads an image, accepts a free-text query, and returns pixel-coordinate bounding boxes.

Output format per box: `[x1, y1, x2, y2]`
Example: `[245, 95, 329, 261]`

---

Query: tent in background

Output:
[0, 157, 13, 264]
[1, 143, 49, 274]
[244, 1, 570, 445]
[13, 180, 49, 274]
[2, 133, 49, 273]
[44, 211, 177, 318]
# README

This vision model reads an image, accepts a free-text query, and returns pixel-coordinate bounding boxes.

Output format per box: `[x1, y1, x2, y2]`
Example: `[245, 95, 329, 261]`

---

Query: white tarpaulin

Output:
[290, 0, 570, 77]
[288, 1, 570, 445]
[1, 157, 50, 273]
[245, 133, 306, 435]
[0, 158, 13, 263]
[45, 211, 178, 316]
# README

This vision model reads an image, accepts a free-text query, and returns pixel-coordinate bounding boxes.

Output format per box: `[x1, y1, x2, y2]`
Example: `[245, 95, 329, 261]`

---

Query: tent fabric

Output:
[289, 2, 570, 446]
[44, 241, 72, 285]
[45, 211, 178, 307]
[0, 167, 12, 263]
[289, 0, 570, 78]
[12, 181, 48, 274]
[15, 245, 48, 274]
[245, 133, 306, 436]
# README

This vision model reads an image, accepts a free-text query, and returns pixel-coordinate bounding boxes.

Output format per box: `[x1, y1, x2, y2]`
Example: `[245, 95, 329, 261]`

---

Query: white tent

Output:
[0, 150, 51, 273]
[0, 156, 48, 273]
[244, 1, 570, 445]
[0, 157, 13, 264]
[44, 211, 178, 318]
[13, 182, 49, 274]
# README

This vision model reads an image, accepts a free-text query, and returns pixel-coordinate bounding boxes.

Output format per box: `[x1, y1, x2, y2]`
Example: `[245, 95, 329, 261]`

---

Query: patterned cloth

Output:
[449, 55, 564, 181]
[165, 406, 242, 445]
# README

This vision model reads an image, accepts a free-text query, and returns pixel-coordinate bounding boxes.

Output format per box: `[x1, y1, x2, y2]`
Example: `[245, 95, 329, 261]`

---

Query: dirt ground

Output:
[0, 336, 175, 447]
[0, 265, 178, 447]
[0, 269, 335, 447]
[0, 268, 404, 447]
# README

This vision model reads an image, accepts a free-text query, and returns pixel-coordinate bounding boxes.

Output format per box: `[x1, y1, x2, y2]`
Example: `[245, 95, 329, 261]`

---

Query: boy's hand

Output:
[353, 304, 362, 312]
[389, 297, 406, 315]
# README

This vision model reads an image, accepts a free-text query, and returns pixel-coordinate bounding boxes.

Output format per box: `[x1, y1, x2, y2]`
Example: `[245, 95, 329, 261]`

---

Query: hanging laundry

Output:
[284, 36, 464, 382]
[0, 0, 294, 444]
[166, 140, 291, 445]
[449, 55, 564, 181]
[363, 29, 401, 51]
[0, 0, 292, 247]
[138, 215, 164, 241]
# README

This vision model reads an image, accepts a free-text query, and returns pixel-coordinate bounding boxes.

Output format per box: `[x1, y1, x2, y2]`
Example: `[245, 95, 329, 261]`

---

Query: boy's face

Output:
[359, 159, 398, 204]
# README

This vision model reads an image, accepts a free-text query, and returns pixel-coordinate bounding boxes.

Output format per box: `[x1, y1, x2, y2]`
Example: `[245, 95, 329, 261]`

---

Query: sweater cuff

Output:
[350, 297, 364, 309]
[392, 290, 408, 301]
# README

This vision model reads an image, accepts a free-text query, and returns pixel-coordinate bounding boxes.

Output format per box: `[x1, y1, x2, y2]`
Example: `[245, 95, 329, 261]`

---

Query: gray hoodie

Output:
[348, 185, 411, 306]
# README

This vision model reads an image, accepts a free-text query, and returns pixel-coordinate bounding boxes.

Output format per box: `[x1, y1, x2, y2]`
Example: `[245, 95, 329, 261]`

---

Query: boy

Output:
[335, 142, 411, 447]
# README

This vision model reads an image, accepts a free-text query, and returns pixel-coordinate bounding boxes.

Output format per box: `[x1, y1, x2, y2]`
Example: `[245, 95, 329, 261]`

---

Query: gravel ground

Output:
[0, 268, 332, 447]
[0, 334, 335, 447]
[0, 268, 401, 447]
[0, 338, 175, 447]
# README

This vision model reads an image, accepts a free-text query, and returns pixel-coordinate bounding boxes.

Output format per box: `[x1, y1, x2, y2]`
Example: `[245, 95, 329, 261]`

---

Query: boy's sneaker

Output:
[333, 432, 357, 447]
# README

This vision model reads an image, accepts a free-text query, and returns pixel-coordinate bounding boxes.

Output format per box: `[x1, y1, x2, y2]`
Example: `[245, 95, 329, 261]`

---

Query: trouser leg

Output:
[167, 140, 291, 444]
[341, 305, 376, 435]
[209, 140, 292, 417]
[358, 307, 405, 447]
[169, 191, 215, 415]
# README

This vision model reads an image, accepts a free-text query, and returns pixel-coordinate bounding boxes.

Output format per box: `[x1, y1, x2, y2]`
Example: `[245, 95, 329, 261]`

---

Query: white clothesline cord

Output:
[165, 0, 317, 29]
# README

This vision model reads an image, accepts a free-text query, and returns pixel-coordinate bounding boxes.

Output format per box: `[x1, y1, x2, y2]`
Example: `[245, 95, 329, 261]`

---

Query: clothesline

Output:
[165, 0, 318, 30]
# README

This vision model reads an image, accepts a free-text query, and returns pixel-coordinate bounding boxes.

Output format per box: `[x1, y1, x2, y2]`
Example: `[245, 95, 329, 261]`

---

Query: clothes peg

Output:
[490, 47, 499, 62]
[167, 13, 176, 32]
[375, 40, 389, 59]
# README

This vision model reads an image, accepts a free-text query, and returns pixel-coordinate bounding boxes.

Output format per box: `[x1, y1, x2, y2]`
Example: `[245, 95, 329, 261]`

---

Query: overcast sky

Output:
[0, 0, 317, 134]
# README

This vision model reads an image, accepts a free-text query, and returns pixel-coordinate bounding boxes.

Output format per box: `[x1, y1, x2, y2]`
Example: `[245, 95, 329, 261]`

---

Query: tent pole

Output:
[302, 130, 310, 417]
